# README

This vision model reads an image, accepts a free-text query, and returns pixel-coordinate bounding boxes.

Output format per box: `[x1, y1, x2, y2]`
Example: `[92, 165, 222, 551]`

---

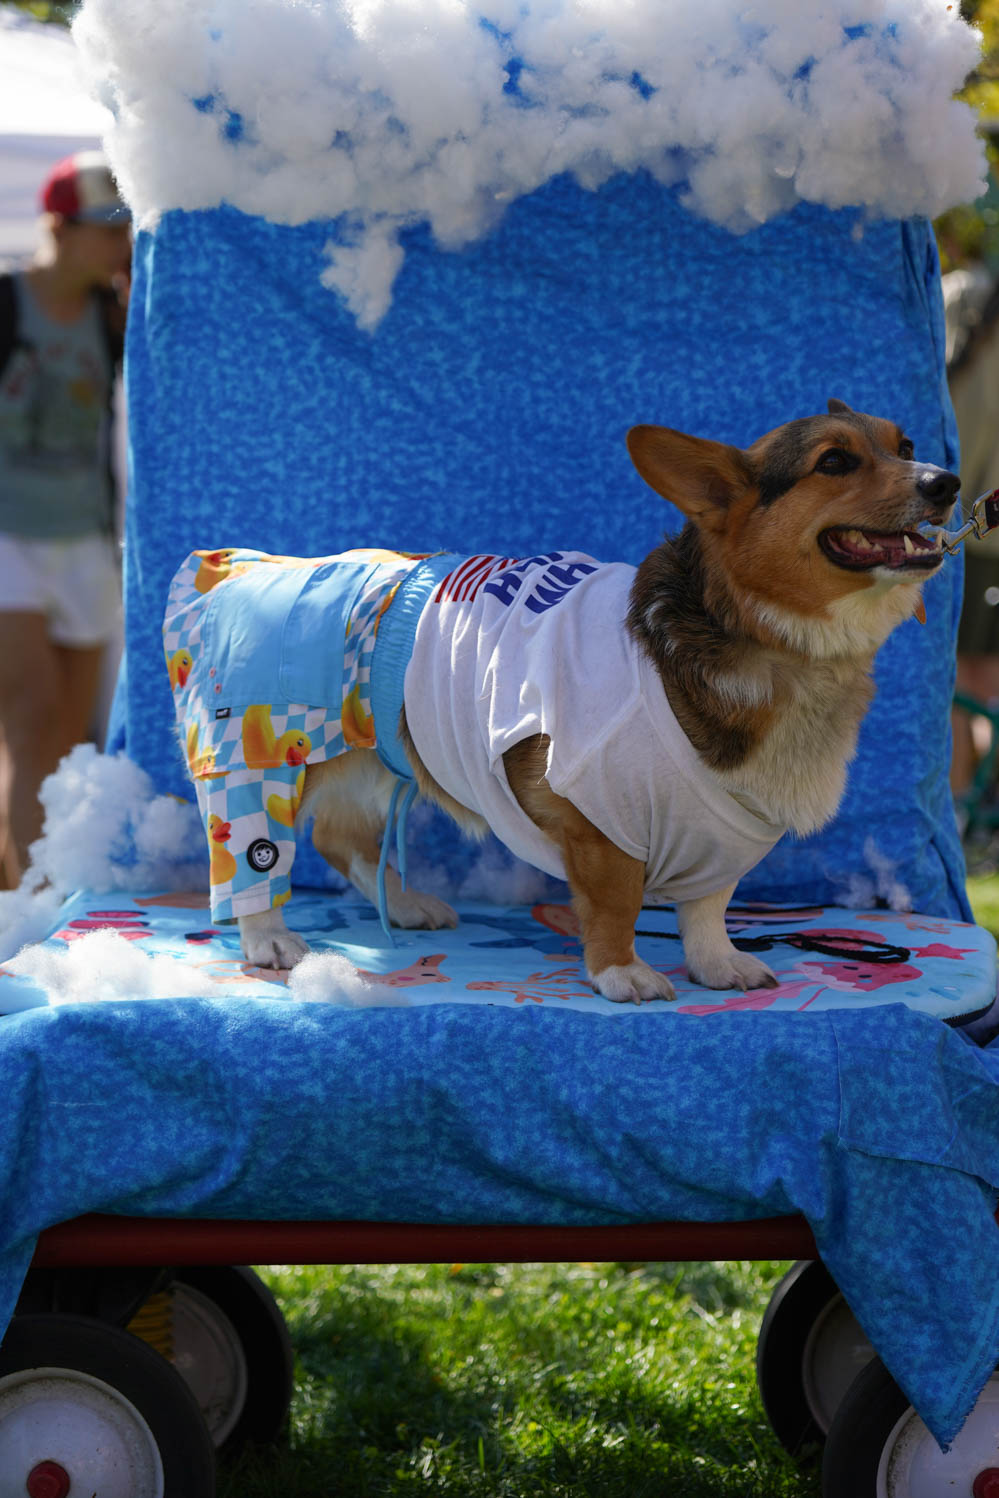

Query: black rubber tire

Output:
[821, 1357, 908, 1497]
[168, 1267, 294, 1457]
[0, 1311, 215, 1498]
[822, 1355, 999, 1497]
[756, 1259, 873, 1459]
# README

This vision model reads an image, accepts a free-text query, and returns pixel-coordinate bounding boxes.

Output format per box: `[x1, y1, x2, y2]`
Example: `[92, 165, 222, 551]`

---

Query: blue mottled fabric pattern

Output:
[114, 173, 968, 917]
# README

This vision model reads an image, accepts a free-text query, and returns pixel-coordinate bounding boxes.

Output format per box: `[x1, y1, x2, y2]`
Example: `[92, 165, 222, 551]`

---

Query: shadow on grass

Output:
[218, 1272, 819, 1498]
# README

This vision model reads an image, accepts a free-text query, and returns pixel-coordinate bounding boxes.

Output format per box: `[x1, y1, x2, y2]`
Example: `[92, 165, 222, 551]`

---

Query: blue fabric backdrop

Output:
[114, 172, 969, 917]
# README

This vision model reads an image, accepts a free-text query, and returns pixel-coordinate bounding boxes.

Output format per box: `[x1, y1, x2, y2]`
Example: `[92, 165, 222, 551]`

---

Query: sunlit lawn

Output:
[968, 873, 999, 938]
[221, 1260, 817, 1498]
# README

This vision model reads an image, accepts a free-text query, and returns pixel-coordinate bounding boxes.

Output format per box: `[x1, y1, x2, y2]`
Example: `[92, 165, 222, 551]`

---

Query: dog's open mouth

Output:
[819, 526, 943, 572]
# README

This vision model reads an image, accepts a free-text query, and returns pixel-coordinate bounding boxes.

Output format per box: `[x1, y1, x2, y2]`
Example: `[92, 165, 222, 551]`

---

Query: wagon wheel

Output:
[0, 1311, 215, 1498]
[158, 1266, 294, 1457]
[756, 1259, 874, 1458]
[822, 1356, 999, 1497]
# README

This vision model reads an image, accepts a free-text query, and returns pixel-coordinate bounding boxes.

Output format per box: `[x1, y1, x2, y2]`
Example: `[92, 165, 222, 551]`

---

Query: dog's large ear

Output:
[827, 398, 854, 415]
[627, 426, 752, 529]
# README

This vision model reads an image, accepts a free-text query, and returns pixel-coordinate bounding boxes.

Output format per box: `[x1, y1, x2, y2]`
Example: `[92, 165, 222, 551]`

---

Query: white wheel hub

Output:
[878, 1374, 999, 1497]
[801, 1294, 875, 1432]
[0, 1366, 164, 1498]
[170, 1282, 249, 1446]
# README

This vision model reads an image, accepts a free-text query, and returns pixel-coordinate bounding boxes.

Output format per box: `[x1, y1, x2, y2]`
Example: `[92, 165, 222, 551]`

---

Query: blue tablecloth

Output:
[0, 974, 997, 1450]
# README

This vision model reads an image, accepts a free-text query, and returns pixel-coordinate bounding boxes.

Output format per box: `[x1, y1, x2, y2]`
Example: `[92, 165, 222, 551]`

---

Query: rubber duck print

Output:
[167, 647, 193, 689]
[186, 722, 218, 779]
[194, 549, 240, 593]
[208, 814, 238, 885]
[242, 705, 313, 769]
[341, 683, 375, 749]
[267, 767, 307, 828]
[194, 549, 320, 594]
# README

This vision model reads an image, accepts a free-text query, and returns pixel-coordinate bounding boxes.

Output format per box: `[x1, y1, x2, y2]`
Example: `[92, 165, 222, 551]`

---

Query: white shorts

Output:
[0, 532, 121, 648]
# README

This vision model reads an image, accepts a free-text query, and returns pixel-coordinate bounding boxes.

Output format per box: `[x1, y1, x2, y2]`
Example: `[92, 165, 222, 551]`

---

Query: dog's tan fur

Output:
[239, 402, 958, 1001]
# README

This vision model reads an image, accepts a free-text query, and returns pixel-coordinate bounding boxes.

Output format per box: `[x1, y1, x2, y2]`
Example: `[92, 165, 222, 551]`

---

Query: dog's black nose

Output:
[916, 467, 961, 508]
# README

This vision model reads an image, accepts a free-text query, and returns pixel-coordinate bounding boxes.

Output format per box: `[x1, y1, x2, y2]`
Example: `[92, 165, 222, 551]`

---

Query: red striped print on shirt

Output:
[434, 555, 518, 603]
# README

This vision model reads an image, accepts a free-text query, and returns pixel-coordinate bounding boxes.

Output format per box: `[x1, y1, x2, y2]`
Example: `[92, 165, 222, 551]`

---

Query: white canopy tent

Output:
[0, 11, 111, 262]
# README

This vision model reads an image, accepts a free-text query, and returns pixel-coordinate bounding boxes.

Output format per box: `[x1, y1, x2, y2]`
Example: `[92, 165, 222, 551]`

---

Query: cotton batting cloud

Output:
[4, 927, 223, 1004]
[0, 745, 207, 962]
[72, 0, 986, 329]
[286, 951, 405, 1006]
[834, 836, 914, 911]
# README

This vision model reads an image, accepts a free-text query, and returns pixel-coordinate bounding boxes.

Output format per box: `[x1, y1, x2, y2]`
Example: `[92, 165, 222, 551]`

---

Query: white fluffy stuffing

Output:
[4, 927, 222, 1003]
[5, 925, 400, 1007]
[286, 950, 407, 1005]
[71, 0, 986, 327]
[25, 742, 206, 895]
[0, 745, 206, 962]
[836, 836, 913, 911]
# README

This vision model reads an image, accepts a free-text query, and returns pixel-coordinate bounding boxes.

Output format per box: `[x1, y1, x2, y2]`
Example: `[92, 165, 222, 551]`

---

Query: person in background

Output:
[948, 268, 999, 798]
[0, 151, 131, 886]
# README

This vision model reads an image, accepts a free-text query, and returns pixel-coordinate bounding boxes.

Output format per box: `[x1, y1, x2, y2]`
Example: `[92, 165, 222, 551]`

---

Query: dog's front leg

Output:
[559, 808, 676, 1005]
[677, 886, 777, 991]
[238, 907, 311, 970]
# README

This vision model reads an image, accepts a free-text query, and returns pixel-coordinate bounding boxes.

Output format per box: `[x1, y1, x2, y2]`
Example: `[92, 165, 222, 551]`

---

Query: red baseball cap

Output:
[40, 151, 131, 225]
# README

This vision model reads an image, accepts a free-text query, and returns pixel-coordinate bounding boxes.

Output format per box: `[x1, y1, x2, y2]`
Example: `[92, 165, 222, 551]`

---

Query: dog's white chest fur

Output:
[717, 656, 872, 835]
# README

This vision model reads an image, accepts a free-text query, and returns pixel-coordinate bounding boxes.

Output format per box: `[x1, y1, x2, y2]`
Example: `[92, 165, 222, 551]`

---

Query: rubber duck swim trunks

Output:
[162, 546, 453, 925]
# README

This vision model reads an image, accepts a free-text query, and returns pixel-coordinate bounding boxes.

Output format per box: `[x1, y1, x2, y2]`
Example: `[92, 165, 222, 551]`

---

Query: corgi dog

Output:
[169, 401, 957, 1002]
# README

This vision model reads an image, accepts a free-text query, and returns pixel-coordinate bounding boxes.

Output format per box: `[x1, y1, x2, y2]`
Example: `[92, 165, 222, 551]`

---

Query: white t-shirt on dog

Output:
[404, 551, 785, 901]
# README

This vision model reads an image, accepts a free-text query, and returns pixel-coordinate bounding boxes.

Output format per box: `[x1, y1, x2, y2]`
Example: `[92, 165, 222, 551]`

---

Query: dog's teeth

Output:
[847, 530, 872, 550]
[903, 534, 915, 556]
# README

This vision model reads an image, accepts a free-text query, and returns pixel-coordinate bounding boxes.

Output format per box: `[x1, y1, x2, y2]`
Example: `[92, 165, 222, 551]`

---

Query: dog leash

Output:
[937, 488, 999, 554]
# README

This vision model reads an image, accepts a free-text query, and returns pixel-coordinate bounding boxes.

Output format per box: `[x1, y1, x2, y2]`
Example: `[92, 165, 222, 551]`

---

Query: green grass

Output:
[220, 1260, 817, 1498]
[968, 874, 999, 937]
[217, 876, 999, 1497]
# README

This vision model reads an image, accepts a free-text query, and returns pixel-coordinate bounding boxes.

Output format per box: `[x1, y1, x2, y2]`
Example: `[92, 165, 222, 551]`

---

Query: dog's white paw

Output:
[238, 909, 311, 970]
[591, 959, 676, 1005]
[387, 887, 459, 930]
[685, 946, 777, 992]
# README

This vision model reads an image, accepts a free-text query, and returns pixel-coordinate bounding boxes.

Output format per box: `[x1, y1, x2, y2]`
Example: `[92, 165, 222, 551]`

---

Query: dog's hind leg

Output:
[303, 751, 458, 930]
[677, 885, 777, 990]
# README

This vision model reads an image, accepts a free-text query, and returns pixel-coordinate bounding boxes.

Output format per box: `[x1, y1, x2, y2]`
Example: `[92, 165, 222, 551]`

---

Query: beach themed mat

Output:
[2, 890, 994, 1019]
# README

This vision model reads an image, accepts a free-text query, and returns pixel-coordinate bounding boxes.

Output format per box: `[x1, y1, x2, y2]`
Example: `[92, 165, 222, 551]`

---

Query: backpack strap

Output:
[0, 272, 25, 383]
[93, 283, 126, 371]
[91, 287, 126, 538]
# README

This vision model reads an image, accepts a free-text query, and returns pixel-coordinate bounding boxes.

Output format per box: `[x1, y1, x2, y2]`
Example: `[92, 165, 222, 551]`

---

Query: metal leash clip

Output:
[938, 488, 999, 555]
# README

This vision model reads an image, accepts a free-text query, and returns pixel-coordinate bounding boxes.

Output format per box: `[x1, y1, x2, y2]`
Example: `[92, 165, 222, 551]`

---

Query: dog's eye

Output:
[898, 438, 914, 460]
[815, 448, 857, 476]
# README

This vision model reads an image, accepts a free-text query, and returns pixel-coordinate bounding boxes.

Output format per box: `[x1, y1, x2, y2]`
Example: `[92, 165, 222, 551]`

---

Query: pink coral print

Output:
[357, 954, 449, 987]
[468, 965, 596, 1005]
